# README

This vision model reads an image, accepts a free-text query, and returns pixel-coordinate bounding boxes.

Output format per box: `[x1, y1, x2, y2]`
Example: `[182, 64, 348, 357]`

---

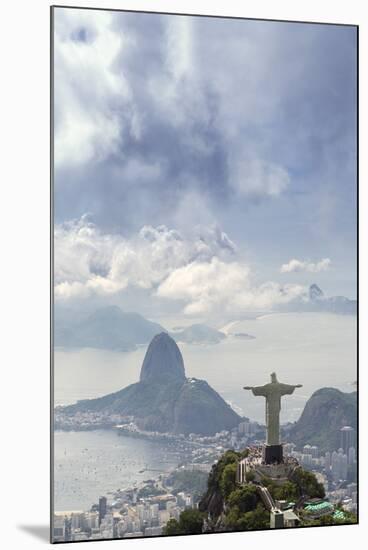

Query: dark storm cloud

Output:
[54, 10, 233, 232]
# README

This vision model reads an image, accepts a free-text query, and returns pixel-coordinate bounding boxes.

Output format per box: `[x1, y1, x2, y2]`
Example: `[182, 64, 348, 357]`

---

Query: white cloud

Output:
[157, 258, 249, 315]
[157, 258, 304, 315]
[55, 216, 305, 315]
[280, 258, 331, 273]
[166, 16, 194, 83]
[54, 216, 236, 300]
[229, 156, 290, 197]
[54, 10, 136, 168]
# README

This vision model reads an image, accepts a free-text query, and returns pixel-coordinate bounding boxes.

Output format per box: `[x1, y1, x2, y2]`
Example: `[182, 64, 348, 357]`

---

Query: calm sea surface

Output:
[54, 430, 180, 511]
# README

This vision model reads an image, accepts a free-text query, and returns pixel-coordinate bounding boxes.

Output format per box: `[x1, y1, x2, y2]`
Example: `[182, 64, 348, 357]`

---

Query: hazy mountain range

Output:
[54, 306, 229, 351]
[54, 306, 164, 352]
[54, 284, 355, 352]
[278, 283, 357, 315]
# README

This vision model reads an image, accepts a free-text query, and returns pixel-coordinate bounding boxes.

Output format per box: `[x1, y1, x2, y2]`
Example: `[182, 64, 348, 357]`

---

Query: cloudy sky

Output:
[53, 8, 357, 320]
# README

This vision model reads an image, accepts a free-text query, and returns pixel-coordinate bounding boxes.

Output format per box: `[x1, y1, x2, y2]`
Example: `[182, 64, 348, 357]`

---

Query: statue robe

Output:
[250, 382, 297, 446]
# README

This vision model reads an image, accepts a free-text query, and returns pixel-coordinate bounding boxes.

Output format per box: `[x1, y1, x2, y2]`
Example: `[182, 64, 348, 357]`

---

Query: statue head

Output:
[271, 372, 278, 383]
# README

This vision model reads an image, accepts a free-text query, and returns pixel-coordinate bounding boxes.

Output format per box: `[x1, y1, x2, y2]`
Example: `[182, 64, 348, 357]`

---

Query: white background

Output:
[0, 0, 366, 548]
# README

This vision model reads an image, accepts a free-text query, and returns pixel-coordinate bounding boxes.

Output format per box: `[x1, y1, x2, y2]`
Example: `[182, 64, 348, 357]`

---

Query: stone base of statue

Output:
[263, 444, 283, 464]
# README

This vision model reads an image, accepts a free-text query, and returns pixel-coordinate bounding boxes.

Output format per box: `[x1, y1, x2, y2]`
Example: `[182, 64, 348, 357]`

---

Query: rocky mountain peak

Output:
[309, 284, 324, 301]
[139, 332, 186, 384]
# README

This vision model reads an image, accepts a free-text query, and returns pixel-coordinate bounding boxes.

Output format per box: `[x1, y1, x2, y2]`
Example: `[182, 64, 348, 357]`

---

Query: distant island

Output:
[170, 324, 226, 345]
[232, 333, 256, 340]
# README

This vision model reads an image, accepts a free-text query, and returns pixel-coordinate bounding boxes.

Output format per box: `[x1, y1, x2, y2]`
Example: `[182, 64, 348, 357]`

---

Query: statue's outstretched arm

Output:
[279, 383, 302, 395]
[243, 385, 267, 396]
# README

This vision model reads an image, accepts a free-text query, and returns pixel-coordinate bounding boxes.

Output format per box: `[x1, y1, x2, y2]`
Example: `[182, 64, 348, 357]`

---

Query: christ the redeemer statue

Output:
[244, 373, 302, 448]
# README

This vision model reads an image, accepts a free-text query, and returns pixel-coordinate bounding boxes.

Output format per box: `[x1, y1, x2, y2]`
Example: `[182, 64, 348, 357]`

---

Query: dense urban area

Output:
[53, 416, 357, 541]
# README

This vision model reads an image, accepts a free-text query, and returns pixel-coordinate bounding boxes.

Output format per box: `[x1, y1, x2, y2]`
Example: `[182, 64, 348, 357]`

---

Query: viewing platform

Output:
[236, 445, 300, 485]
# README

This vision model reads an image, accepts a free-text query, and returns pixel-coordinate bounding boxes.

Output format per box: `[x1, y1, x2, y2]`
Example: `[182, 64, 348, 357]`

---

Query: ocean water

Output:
[54, 312, 357, 424]
[54, 430, 180, 511]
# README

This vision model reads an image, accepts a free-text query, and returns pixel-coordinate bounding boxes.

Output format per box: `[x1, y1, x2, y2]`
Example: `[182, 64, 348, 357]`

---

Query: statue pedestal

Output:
[263, 444, 283, 464]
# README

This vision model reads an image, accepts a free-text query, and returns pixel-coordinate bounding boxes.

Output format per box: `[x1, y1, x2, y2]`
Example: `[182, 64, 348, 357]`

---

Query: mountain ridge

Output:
[61, 333, 242, 436]
[55, 306, 230, 351]
[55, 305, 164, 351]
[288, 387, 357, 451]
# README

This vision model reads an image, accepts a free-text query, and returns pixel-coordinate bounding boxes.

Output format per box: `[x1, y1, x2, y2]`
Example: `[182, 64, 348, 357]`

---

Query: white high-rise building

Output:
[53, 516, 66, 542]
[302, 453, 313, 467]
[166, 500, 176, 513]
[310, 445, 319, 458]
[325, 451, 331, 470]
[150, 504, 159, 520]
[348, 446, 356, 465]
[331, 451, 340, 481]
[238, 420, 250, 435]
[340, 426, 355, 455]
[331, 449, 348, 481]
[84, 512, 99, 530]
[283, 443, 295, 455]
[340, 452, 348, 480]
[303, 444, 312, 455]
